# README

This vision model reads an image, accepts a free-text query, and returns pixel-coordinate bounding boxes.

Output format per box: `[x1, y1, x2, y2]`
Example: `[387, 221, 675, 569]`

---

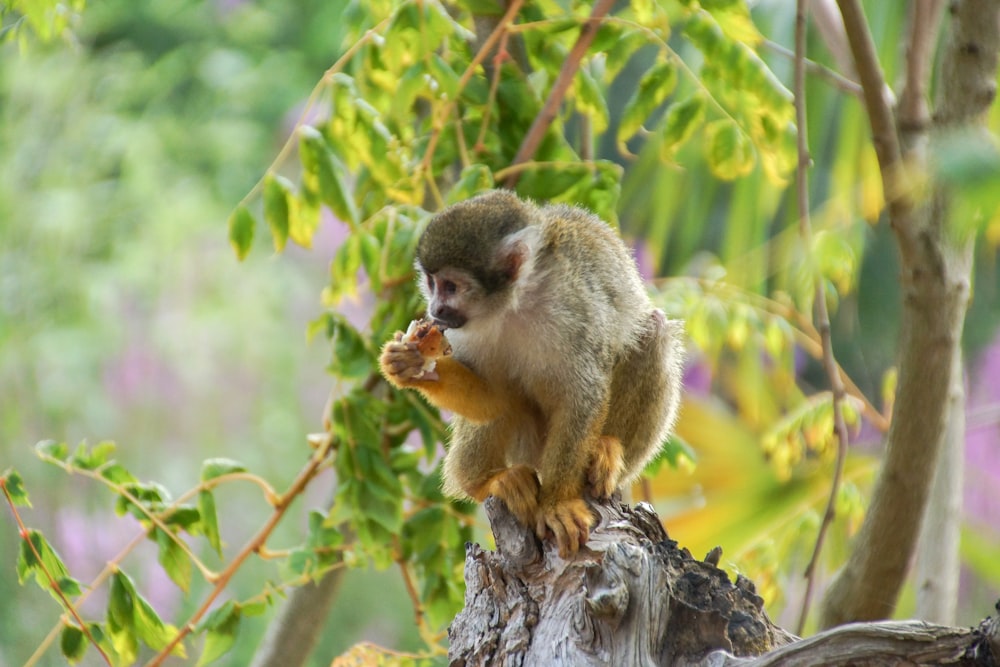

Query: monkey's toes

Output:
[488, 464, 540, 526]
[536, 498, 594, 558]
[588, 436, 624, 500]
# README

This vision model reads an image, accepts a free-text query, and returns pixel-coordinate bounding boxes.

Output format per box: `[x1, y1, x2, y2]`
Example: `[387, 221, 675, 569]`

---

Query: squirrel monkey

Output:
[379, 190, 684, 557]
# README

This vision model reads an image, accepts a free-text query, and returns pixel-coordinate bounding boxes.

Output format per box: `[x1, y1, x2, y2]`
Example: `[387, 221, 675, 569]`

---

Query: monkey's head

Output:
[416, 190, 541, 331]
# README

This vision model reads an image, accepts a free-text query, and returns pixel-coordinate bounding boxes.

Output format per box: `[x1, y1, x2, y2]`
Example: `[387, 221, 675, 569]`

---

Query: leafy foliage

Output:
[0, 0, 86, 44]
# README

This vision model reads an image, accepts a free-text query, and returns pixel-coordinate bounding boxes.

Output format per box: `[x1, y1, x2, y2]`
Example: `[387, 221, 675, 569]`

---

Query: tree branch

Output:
[501, 0, 616, 188]
[897, 0, 946, 144]
[835, 0, 919, 266]
[791, 0, 852, 636]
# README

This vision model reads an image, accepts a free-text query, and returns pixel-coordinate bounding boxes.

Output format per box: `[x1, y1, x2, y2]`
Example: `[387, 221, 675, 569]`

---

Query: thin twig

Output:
[793, 0, 852, 636]
[474, 29, 511, 153]
[897, 0, 946, 138]
[1, 478, 114, 666]
[419, 0, 526, 177]
[502, 0, 617, 188]
[762, 38, 863, 98]
[835, 0, 917, 266]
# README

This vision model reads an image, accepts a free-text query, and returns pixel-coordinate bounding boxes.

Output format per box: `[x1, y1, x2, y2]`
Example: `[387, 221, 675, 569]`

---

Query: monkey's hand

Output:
[380, 320, 451, 384]
[535, 494, 595, 558]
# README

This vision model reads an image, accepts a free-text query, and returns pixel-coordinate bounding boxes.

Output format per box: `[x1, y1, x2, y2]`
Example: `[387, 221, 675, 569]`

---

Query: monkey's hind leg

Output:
[442, 418, 541, 526]
[604, 309, 684, 487]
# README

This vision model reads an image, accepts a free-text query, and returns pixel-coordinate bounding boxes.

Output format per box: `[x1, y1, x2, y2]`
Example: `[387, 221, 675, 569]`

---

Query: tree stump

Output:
[448, 498, 1000, 667]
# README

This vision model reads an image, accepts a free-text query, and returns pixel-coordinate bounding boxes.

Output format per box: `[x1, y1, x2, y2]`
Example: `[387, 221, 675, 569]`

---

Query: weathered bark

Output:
[449, 498, 1000, 666]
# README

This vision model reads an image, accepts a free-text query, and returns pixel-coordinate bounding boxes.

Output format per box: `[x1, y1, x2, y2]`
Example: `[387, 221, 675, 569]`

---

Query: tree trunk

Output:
[448, 499, 1000, 666]
[820, 0, 993, 626]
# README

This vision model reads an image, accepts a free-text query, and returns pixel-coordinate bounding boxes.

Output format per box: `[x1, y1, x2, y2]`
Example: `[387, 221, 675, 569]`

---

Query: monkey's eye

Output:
[441, 280, 457, 296]
[425, 274, 434, 292]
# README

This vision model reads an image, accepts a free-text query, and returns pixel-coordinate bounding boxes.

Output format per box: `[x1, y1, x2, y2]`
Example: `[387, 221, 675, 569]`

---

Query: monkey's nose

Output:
[432, 306, 466, 329]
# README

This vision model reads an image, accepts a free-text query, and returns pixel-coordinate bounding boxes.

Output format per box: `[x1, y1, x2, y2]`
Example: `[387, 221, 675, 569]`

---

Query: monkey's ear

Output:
[498, 227, 541, 284]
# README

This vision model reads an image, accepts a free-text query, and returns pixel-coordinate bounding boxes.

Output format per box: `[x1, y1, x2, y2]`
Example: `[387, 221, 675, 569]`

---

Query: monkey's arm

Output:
[379, 340, 510, 423]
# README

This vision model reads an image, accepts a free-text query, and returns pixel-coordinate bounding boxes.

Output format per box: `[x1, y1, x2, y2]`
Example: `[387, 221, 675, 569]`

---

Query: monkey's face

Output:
[420, 267, 476, 330]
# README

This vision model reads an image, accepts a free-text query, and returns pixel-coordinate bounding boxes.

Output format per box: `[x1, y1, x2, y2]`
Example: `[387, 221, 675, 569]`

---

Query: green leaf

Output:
[69, 440, 116, 470]
[328, 232, 365, 302]
[643, 434, 697, 475]
[108, 572, 136, 632]
[17, 530, 81, 599]
[227, 205, 256, 260]
[199, 490, 223, 556]
[428, 53, 460, 99]
[35, 440, 69, 461]
[618, 58, 678, 146]
[163, 505, 201, 532]
[100, 462, 137, 486]
[704, 119, 755, 179]
[262, 174, 292, 252]
[196, 601, 241, 666]
[659, 93, 706, 160]
[605, 30, 648, 80]
[2, 469, 30, 506]
[299, 125, 359, 226]
[61, 624, 86, 664]
[155, 527, 192, 592]
[110, 570, 185, 655]
[573, 68, 609, 134]
[107, 573, 139, 664]
[115, 481, 170, 520]
[329, 315, 374, 380]
[201, 458, 247, 482]
[289, 187, 320, 249]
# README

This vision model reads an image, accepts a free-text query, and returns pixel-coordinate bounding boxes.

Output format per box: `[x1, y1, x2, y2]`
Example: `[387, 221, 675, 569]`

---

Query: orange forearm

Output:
[402, 357, 510, 424]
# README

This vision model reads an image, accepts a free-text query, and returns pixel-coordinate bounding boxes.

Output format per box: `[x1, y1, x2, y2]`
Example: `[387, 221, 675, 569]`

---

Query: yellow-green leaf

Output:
[2, 469, 30, 506]
[227, 205, 256, 261]
[262, 174, 292, 252]
[298, 125, 358, 227]
[61, 625, 86, 664]
[659, 93, 706, 160]
[704, 119, 755, 180]
[619, 58, 678, 146]
[196, 601, 241, 666]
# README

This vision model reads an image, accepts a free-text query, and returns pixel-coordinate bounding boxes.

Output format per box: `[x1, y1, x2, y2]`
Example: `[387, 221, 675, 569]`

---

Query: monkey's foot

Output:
[588, 435, 624, 499]
[536, 497, 595, 558]
[481, 464, 540, 527]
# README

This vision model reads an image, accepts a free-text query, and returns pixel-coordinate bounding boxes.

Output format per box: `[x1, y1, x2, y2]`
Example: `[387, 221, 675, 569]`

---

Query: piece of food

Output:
[402, 319, 451, 377]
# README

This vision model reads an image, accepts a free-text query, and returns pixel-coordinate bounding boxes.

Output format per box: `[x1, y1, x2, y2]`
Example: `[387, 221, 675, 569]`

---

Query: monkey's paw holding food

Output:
[404, 319, 451, 359]
[536, 497, 595, 558]
[379, 320, 451, 383]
